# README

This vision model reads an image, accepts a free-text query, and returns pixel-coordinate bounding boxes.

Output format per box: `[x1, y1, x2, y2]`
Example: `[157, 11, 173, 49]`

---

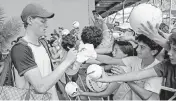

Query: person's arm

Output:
[110, 66, 160, 100]
[95, 47, 112, 54]
[97, 67, 158, 83]
[104, 65, 113, 71]
[98, 15, 115, 49]
[127, 82, 159, 100]
[110, 65, 159, 100]
[85, 59, 101, 64]
[93, 14, 108, 31]
[11, 45, 77, 93]
[96, 54, 125, 66]
[24, 60, 72, 93]
[98, 59, 167, 83]
[80, 82, 120, 97]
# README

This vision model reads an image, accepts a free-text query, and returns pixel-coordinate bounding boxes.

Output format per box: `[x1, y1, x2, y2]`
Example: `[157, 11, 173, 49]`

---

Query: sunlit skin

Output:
[31, 17, 48, 37]
[168, 44, 176, 64]
[136, 42, 154, 60]
[112, 44, 127, 59]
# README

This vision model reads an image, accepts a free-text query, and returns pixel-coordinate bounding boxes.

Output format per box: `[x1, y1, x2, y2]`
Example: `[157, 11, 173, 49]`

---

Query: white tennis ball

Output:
[87, 64, 103, 79]
[73, 21, 80, 28]
[129, 3, 162, 34]
[65, 82, 79, 97]
[86, 76, 109, 92]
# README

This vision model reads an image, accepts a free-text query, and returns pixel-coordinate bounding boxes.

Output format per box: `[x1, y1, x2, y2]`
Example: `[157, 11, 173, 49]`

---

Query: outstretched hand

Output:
[94, 14, 105, 24]
[138, 21, 164, 40]
[94, 70, 111, 83]
[111, 66, 125, 75]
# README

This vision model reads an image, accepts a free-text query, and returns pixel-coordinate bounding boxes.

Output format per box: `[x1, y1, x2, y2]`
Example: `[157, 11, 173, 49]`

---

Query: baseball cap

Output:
[21, 3, 54, 22]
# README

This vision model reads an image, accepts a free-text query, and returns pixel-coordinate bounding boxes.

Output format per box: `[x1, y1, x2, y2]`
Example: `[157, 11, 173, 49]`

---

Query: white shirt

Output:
[122, 56, 162, 100]
[27, 43, 59, 100]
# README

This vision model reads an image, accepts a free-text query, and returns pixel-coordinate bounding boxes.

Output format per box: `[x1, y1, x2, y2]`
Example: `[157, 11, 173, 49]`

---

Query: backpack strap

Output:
[39, 39, 52, 57]
[39, 38, 63, 94]
[39, 39, 54, 70]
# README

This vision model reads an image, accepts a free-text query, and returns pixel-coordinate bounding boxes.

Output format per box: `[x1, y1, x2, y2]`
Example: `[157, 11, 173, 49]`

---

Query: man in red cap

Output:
[11, 3, 77, 100]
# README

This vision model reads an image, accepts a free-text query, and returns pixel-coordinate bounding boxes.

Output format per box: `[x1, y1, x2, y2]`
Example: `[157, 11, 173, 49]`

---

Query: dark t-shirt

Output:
[11, 42, 37, 76]
[154, 59, 176, 100]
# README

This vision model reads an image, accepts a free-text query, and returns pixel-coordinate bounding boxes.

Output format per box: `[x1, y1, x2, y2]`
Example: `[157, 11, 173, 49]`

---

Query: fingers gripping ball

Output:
[65, 82, 79, 97]
[86, 76, 109, 92]
[87, 64, 103, 79]
[73, 21, 80, 28]
[129, 3, 162, 33]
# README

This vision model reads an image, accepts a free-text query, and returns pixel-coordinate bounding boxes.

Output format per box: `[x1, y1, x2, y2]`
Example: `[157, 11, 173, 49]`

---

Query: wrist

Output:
[64, 59, 73, 66]
[80, 92, 85, 96]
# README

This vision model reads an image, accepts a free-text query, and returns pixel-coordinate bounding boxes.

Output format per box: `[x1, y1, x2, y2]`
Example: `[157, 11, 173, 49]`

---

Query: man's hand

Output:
[138, 21, 164, 40]
[95, 70, 111, 83]
[65, 48, 78, 63]
[111, 66, 125, 75]
[94, 14, 105, 24]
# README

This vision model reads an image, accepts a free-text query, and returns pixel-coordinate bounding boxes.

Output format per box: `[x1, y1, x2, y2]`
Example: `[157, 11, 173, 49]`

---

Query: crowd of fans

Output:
[1, 3, 176, 101]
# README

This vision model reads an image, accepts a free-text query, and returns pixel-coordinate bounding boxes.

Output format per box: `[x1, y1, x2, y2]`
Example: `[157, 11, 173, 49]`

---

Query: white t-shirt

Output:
[27, 44, 58, 100]
[12, 40, 59, 100]
[122, 56, 162, 100]
[113, 66, 131, 100]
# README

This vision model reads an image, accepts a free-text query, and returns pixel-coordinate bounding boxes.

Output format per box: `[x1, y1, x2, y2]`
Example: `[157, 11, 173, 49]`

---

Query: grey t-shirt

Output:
[11, 43, 37, 76]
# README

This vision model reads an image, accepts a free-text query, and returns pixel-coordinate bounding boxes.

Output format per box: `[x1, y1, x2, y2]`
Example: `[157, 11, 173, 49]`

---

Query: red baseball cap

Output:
[21, 3, 54, 22]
